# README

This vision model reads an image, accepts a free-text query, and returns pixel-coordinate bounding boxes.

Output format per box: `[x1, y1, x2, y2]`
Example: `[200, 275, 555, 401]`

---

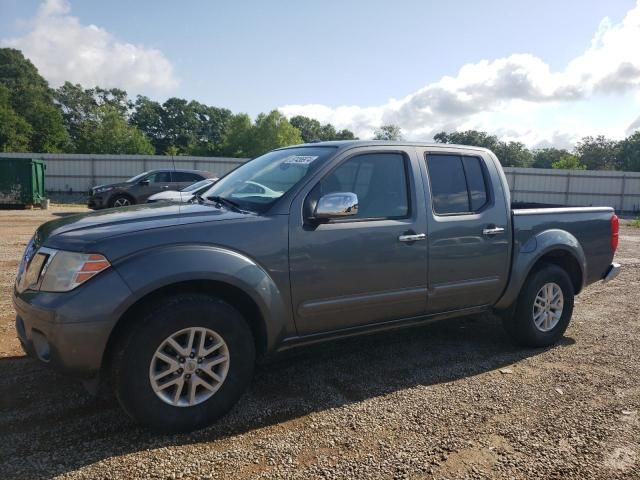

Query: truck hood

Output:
[37, 203, 251, 249]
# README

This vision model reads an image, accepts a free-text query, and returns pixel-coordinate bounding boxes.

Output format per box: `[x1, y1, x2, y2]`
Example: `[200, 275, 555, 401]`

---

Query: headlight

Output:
[40, 250, 111, 292]
[94, 186, 113, 194]
[16, 248, 111, 293]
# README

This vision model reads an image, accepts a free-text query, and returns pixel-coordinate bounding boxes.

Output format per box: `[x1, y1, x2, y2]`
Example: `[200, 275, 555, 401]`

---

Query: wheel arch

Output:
[495, 229, 586, 311]
[102, 279, 268, 372]
[529, 250, 583, 294]
[108, 191, 136, 207]
[101, 244, 294, 372]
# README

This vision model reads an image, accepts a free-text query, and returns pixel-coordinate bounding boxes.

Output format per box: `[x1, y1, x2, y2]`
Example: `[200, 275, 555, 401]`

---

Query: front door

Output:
[420, 151, 511, 313]
[135, 171, 172, 202]
[289, 148, 429, 336]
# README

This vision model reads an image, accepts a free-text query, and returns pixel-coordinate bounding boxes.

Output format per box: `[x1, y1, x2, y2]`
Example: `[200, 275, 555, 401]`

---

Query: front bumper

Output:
[88, 194, 110, 210]
[13, 268, 133, 377]
[602, 262, 621, 283]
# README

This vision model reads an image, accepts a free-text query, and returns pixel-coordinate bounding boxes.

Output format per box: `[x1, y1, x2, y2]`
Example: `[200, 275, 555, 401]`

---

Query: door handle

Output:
[398, 233, 426, 242]
[482, 226, 505, 236]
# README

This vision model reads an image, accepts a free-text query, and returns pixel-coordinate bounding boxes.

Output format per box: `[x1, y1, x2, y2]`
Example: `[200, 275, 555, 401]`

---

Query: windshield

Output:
[181, 179, 212, 192]
[126, 171, 149, 183]
[202, 147, 337, 212]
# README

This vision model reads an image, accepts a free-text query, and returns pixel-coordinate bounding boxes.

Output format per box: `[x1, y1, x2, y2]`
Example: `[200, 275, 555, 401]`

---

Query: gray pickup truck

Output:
[13, 141, 620, 432]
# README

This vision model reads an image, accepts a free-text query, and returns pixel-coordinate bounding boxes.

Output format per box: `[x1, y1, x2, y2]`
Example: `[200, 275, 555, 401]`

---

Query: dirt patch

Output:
[0, 208, 638, 479]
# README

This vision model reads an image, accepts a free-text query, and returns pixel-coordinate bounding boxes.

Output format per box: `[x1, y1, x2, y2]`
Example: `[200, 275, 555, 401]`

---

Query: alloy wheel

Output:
[149, 327, 230, 407]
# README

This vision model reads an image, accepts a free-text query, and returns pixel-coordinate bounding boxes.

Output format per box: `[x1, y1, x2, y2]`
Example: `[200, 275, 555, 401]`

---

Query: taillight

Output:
[611, 214, 619, 252]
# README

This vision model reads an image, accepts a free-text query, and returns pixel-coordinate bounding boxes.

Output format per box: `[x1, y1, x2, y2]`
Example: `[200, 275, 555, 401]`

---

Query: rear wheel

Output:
[111, 293, 255, 432]
[503, 263, 574, 347]
[109, 194, 134, 208]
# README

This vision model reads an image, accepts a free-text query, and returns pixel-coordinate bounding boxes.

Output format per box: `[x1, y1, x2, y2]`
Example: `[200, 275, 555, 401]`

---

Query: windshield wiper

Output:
[207, 195, 249, 213]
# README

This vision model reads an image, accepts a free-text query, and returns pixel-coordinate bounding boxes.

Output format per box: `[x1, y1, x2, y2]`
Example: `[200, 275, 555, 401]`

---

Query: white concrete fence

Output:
[2, 153, 640, 212]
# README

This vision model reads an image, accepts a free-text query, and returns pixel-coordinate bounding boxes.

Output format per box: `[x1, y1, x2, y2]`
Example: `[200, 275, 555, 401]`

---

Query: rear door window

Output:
[425, 154, 489, 214]
[173, 172, 203, 183]
[462, 156, 488, 211]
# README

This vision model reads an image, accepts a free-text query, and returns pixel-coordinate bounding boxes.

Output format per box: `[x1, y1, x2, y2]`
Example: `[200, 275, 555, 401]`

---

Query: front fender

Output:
[112, 244, 292, 352]
[495, 229, 586, 310]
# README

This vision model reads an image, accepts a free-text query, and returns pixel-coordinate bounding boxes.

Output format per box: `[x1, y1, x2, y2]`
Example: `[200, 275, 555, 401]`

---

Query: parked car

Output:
[14, 141, 620, 432]
[88, 169, 216, 209]
[147, 178, 218, 204]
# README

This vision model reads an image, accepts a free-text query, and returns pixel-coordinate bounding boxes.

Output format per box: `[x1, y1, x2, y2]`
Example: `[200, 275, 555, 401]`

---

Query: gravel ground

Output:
[0, 206, 638, 479]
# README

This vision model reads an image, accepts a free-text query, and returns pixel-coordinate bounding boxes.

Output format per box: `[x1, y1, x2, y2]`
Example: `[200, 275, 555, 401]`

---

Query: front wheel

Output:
[111, 293, 255, 432]
[109, 194, 134, 208]
[503, 263, 575, 347]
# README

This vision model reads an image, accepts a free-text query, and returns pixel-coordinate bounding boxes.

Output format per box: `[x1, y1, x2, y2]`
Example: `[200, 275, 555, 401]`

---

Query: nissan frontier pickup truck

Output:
[13, 141, 621, 432]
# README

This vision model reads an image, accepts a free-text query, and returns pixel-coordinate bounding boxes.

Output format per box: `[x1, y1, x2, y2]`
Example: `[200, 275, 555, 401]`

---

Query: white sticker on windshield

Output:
[282, 155, 318, 165]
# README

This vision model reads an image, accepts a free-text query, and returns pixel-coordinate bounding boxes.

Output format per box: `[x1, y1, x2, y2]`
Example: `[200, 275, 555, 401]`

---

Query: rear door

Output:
[288, 147, 429, 335]
[419, 150, 511, 313]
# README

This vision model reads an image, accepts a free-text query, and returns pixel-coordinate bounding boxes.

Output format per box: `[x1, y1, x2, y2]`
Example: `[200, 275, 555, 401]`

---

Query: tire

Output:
[111, 293, 255, 432]
[109, 194, 134, 208]
[502, 263, 574, 348]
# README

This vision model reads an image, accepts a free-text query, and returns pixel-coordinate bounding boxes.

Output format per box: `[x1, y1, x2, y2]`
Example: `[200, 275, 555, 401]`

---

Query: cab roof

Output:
[278, 140, 492, 154]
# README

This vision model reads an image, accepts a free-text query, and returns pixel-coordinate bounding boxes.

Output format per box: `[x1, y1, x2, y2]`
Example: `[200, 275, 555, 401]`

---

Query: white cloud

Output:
[1, 0, 178, 92]
[280, 1, 640, 146]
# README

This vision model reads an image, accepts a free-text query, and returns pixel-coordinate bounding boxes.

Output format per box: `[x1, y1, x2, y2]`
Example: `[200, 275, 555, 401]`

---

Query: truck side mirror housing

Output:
[313, 192, 359, 220]
[139, 179, 150, 186]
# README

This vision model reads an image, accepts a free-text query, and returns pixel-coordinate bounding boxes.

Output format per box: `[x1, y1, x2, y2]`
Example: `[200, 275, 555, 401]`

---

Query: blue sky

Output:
[1, 0, 640, 146]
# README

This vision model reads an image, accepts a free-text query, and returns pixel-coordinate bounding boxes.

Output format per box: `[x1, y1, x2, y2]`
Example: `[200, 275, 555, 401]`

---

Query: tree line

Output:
[431, 130, 640, 171]
[1, 48, 640, 171]
[0, 48, 356, 158]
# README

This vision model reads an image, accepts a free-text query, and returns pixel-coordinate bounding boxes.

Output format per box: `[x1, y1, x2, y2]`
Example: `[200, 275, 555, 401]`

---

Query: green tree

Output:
[165, 145, 179, 156]
[433, 130, 500, 150]
[131, 96, 232, 155]
[188, 101, 233, 156]
[575, 135, 620, 170]
[494, 141, 533, 167]
[0, 84, 32, 151]
[130, 95, 165, 152]
[0, 48, 69, 152]
[54, 82, 99, 148]
[335, 129, 357, 140]
[54, 82, 133, 149]
[619, 131, 640, 172]
[532, 148, 571, 168]
[289, 115, 323, 142]
[551, 153, 585, 170]
[248, 110, 303, 157]
[433, 130, 531, 167]
[374, 124, 403, 140]
[289, 115, 357, 142]
[76, 106, 154, 154]
[220, 113, 252, 157]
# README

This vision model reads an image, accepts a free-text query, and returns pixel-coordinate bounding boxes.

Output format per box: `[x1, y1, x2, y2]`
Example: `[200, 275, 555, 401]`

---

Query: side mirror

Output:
[139, 179, 150, 186]
[314, 192, 359, 220]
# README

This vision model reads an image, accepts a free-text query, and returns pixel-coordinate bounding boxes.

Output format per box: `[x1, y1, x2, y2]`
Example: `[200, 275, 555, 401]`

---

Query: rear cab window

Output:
[425, 154, 489, 215]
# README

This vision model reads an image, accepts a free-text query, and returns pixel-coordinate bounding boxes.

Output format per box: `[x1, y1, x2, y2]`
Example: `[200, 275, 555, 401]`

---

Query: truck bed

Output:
[511, 206, 615, 287]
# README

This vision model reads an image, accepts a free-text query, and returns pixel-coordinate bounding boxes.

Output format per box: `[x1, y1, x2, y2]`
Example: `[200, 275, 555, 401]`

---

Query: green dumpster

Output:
[0, 158, 46, 207]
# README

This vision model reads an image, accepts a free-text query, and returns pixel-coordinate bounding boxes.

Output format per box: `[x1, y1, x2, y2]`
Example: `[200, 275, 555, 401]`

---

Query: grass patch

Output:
[630, 218, 640, 228]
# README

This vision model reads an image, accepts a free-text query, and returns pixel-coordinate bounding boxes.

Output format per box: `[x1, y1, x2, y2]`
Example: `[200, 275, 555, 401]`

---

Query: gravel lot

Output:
[0, 206, 639, 479]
